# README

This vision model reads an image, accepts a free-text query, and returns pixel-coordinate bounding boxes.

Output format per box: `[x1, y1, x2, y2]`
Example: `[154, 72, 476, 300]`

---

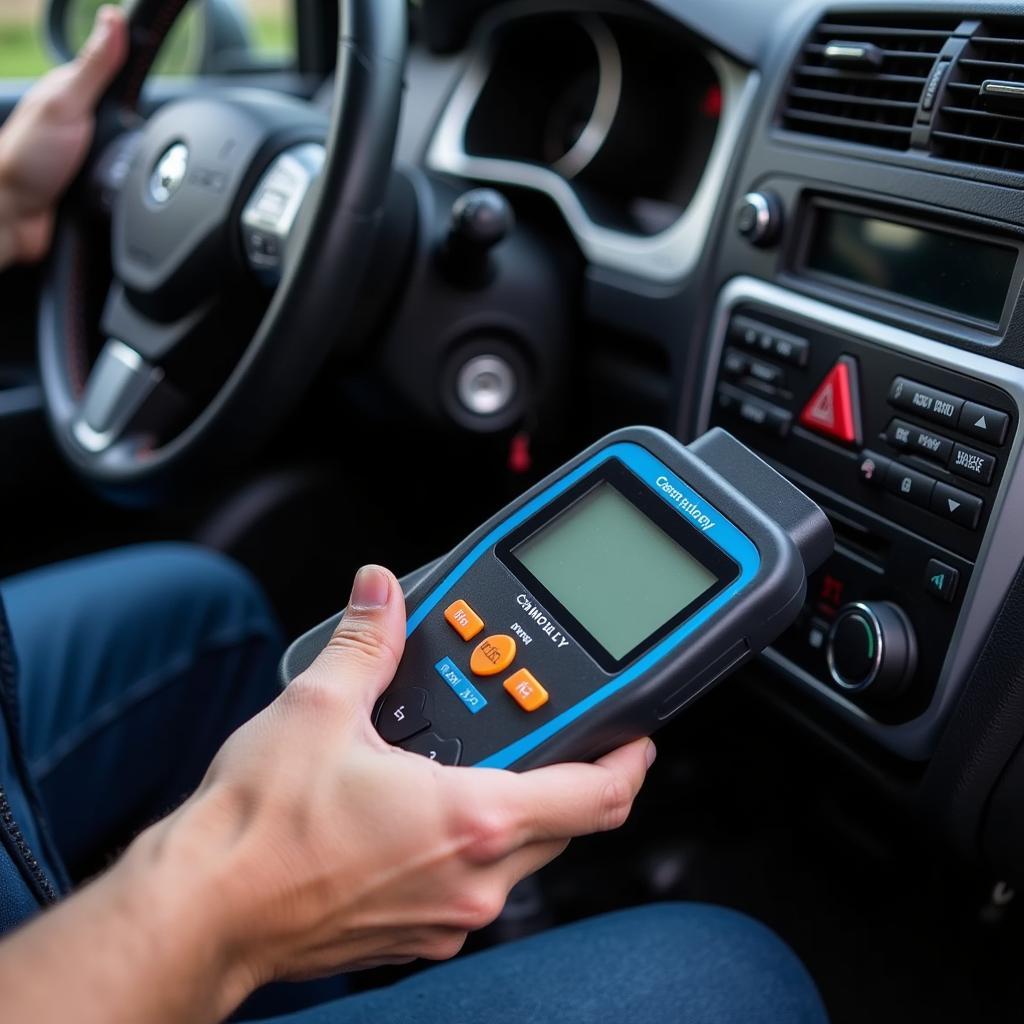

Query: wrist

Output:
[119, 788, 265, 1020]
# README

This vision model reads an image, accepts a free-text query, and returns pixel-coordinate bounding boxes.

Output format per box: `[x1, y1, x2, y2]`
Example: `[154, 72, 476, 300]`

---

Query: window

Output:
[0, 0, 295, 78]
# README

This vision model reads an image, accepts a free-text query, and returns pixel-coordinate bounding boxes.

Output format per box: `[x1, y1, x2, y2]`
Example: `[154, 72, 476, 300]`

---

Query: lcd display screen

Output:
[512, 482, 719, 661]
[804, 208, 1017, 324]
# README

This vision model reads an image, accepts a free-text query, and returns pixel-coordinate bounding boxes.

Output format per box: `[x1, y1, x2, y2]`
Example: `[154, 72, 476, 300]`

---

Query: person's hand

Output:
[130, 564, 655, 1013]
[0, 5, 128, 269]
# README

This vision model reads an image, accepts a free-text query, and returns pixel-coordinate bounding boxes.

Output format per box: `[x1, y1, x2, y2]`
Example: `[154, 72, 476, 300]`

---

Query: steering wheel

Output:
[37, 0, 406, 498]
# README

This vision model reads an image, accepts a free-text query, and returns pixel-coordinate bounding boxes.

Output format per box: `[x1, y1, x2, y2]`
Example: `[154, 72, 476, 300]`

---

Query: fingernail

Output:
[349, 565, 390, 610]
[645, 740, 657, 768]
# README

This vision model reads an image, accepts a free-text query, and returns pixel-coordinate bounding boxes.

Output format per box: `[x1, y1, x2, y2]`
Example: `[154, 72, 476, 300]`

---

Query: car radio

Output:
[702, 277, 1024, 759]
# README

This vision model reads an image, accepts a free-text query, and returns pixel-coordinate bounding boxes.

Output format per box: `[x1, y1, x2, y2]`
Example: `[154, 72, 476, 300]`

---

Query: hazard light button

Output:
[799, 356, 862, 446]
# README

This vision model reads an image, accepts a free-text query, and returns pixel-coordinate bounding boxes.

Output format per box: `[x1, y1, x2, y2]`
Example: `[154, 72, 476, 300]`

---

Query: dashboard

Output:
[406, 0, 1024, 873]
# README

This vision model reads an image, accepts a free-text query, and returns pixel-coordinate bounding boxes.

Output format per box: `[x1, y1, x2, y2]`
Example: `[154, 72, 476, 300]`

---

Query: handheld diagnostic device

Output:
[281, 427, 832, 770]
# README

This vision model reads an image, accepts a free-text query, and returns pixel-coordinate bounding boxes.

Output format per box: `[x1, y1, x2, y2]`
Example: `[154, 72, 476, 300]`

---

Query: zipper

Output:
[0, 783, 57, 904]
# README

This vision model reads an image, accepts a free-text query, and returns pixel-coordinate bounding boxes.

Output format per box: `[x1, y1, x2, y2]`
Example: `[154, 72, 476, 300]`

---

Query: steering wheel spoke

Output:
[71, 339, 164, 454]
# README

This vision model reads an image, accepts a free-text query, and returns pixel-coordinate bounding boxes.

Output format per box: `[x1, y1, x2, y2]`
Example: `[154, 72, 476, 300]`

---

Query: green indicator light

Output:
[858, 616, 875, 659]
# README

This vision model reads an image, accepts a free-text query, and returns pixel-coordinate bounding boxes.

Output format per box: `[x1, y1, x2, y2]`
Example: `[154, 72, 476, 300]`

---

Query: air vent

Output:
[932, 23, 1024, 171]
[781, 12, 959, 150]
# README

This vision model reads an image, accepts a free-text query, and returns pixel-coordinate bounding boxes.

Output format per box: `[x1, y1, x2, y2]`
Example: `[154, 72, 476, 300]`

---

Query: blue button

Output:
[435, 657, 488, 714]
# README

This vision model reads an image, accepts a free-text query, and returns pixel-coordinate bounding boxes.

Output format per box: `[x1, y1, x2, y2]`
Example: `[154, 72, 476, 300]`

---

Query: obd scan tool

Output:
[281, 427, 833, 770]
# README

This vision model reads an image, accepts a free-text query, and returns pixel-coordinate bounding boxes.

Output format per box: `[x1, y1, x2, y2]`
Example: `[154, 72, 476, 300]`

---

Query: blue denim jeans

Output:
[0, 544, 827, 1023]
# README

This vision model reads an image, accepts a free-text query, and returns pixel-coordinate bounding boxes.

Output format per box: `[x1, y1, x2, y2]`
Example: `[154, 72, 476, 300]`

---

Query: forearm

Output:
[0, 792, 256, 1024]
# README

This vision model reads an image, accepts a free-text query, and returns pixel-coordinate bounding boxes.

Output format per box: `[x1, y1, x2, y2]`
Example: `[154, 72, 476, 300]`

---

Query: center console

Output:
[701, 277, 1023, 759]
[689, 4, 1024, 764]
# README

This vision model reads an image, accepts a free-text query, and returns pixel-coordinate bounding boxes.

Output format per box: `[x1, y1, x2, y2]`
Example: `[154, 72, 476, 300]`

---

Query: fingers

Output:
[301, 566, 407, 712]
[497, 737, 656, 844]
[66, 5, 129, 115]
[500, 838, 570, 889]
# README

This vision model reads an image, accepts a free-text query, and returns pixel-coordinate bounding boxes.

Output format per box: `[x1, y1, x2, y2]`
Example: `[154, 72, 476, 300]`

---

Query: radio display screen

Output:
[804, 207, 1018, 324]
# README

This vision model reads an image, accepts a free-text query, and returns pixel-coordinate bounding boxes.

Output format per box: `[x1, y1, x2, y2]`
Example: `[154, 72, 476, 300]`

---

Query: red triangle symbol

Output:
[799, 358, 861, 445]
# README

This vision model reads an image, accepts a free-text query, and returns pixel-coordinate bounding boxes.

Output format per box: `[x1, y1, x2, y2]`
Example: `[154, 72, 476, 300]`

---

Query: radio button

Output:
[444, 599, 484, 641]
[886, 418, 953, 462]
[723, 348, 748, 378]
[503, 669, 549, 712]
[857, 450, 891, 488]
[771, 332, 809, 367]
[730, 317, 761, 349]
[949, 443, 996, 486]
[748, 359, 785, 387]
[889, 377, 963, 427]
[885, 463, 935, 507]
[924, 559, 960, 604]
[931, 482, 983, 529]
[958, 402, 1009, 446]
[470, 634, 517, 676]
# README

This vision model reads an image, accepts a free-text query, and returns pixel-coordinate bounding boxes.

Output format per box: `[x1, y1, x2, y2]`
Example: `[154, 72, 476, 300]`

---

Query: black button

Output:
[716, 387, 738, 414]
[748, 360, 785, 387]
[737, 396, 790, 437]
[376, 688, 431, 743]
[924, 559, 960, 603]
[885, 463, 935, 507]
[400, 732, 463, 765]
[889, 377, 963, 427]
[807, 617, 830, 652]
[931, 482, 983, 529]
[771, 332, 810, 368]
[723, 349, 748, 378]
[857, 450, 891, 488]
[958, 401, 1009, 446]
[730, 318, 761, 349]
[885, 418, 953, 463]
[830, 613, 878, 688]
[949, 443, 996, 485]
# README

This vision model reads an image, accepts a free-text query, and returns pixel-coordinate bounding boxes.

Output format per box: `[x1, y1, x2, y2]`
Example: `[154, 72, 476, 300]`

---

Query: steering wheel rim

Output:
[37, 0, 407, 498]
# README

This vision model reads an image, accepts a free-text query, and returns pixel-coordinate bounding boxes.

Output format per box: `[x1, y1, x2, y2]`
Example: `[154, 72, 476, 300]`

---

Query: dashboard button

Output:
[931, 482, 983, 529]
[771, 332, 809, 368]
[924, 559, 959, 603]
[799, 357, 862, 445]
[723, 349, 748, 378]
[730, 318, 761, 349]
[857, 450, 891, 487]
[958, 401, 1009, 446]
[885, 463, 935, 507]
[949, 443, 996, 486]
[889, 377, 963, 428]
[400, 731, 463, 765]
[885, 418, 953, 462]
[748, 359, 785, 387]
[376, 688, 431, 743]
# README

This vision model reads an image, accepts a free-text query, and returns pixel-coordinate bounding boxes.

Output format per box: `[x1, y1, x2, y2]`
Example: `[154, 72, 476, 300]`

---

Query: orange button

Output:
[444, 599, 484, 642]
[503, 669, 549, 712]
[470, 634, 517, 676]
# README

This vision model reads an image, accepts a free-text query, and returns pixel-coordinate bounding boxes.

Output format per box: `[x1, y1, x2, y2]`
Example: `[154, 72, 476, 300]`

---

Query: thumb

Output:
[66, 5, 129, 115]
[305, 565, 407, 712]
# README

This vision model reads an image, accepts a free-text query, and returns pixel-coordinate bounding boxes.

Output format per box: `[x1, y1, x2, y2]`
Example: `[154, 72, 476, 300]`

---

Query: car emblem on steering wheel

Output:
[148, 143, 189, 204]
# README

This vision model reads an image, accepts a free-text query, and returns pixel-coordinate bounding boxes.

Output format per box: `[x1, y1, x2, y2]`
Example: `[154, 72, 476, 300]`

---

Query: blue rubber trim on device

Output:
[435, 657, 488, 714]
[405, 443, 761, 768]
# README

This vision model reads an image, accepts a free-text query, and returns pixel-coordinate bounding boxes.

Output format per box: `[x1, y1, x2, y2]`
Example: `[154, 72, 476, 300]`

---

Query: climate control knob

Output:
[826, 602, 917, 698]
